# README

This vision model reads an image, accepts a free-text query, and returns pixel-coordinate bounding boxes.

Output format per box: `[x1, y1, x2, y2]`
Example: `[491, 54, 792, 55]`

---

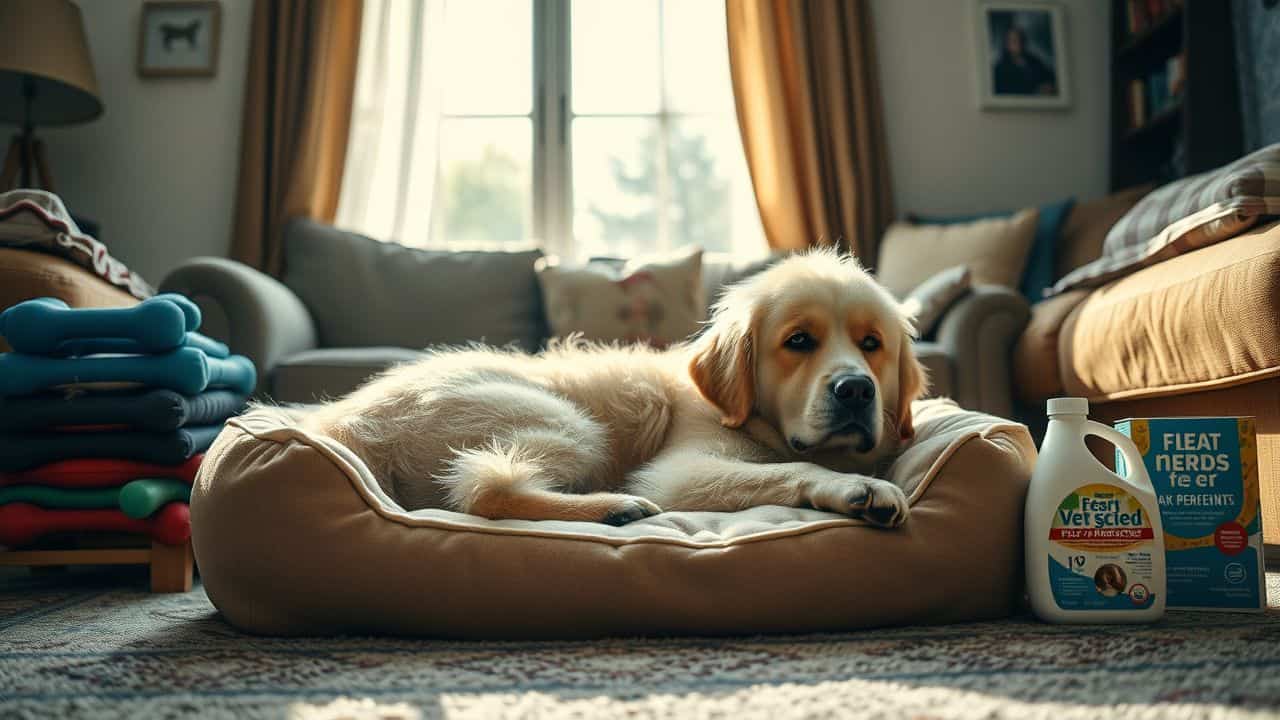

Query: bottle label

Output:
[1047, 483, 1158, 610]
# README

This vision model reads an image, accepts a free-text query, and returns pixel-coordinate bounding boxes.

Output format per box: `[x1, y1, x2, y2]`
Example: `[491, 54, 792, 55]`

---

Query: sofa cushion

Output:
[1053, 184, 1153, 282]
[1013, 289, 1089, 404]
[1060, 220, 1280, 401]
[1053, 144, 1280, 295]
[876, 209, 1038, 298]
[282, 219, 548, 351]
[271, 347, 424, 404]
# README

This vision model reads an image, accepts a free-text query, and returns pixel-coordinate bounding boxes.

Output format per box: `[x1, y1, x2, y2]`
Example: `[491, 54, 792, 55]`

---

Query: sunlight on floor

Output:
[291, 697, 421, 720]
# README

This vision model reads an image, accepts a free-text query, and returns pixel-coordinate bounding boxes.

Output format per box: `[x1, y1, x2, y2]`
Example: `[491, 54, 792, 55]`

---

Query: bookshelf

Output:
[1110, 0, 1244, 190]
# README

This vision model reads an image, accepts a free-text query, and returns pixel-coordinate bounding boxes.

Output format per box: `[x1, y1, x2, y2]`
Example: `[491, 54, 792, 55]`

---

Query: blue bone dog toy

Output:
[0, 295, 255, 396]
[0, 294, 228, 357]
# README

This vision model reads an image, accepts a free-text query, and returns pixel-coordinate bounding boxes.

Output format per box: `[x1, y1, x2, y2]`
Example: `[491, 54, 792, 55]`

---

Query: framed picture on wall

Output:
[137, 1, 222, 78]
[972, 0, 1071, 110]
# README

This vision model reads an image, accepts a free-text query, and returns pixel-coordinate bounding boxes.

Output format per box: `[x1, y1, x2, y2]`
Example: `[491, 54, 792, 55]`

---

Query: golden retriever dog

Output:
[300, 249, 928, 527]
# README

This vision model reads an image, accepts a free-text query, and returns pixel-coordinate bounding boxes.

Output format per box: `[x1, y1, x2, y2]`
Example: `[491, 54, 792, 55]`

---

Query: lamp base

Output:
[0, 132, 56, 193]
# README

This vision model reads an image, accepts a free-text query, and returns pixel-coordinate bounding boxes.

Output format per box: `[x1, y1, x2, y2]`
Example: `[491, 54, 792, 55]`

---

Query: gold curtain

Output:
[230, 0, 363, 275]
[726, 0, 893, 266]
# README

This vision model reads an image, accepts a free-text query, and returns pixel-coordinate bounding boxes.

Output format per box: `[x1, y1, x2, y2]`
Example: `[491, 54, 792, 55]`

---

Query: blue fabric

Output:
[0, 388, 248, 432]
[0, 348, 257, 397]
[1021, 198, 1075, 302]
[0, 424, 224, 472]
[906, 198, 1075, 303]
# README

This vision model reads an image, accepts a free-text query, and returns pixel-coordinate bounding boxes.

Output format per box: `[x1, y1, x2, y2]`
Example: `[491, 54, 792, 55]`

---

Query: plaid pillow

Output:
[1051, 143, 1280, 295]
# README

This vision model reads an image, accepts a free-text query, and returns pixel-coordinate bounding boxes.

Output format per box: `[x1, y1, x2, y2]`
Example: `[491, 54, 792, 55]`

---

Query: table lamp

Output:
[0, 0, 103, 193]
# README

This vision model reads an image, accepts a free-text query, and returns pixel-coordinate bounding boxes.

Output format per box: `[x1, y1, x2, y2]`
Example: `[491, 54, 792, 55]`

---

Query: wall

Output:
[1233, 0, 1280, 151]
[871, 0, 1111, 216]
[4, 0, 253, 283]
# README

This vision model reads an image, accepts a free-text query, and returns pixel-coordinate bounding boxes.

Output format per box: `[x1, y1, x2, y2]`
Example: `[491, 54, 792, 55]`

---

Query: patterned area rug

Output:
[2, 569, 1279, 719]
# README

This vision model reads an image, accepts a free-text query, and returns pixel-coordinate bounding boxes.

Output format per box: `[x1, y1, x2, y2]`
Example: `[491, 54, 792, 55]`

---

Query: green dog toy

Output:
[0, 478, 191, 519]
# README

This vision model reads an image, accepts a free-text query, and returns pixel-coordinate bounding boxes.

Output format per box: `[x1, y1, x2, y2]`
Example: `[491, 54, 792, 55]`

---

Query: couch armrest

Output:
[933, 285, 1031, 419]
[160, 257, 318, 393]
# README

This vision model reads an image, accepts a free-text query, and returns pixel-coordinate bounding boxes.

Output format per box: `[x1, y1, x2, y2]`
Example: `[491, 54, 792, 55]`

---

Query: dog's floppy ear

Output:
[896, 334, 928, 442]
[689, 305, 756, 428]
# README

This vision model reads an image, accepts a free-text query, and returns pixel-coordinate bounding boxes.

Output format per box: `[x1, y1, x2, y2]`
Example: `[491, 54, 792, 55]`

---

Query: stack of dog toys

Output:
[0, 294, 255, 576]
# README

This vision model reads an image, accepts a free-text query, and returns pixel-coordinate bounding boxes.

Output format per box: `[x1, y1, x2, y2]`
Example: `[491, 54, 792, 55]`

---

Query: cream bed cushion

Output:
[192, 399, 1035, 638]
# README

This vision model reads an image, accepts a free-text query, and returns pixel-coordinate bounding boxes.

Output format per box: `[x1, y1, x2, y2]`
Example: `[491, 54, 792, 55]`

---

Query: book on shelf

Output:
[1130, 78, 1146, 130]
[1126, 52, 1185, 132]
[1167, 52, 1185, 98]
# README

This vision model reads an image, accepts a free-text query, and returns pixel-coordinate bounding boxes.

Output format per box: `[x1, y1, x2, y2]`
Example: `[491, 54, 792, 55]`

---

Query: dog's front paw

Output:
[601, 495, 663, 526]
[844, 479, 909, 528]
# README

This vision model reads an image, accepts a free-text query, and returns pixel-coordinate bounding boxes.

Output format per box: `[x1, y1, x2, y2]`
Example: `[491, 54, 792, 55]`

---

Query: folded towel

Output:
[0, 478, 191, 519]
[0, 456, 204, 488]
[0, 501, 189, 547]
[0, 388, 247, 432]
[0, 348, 257, 396]
[0, 425, 224, 472]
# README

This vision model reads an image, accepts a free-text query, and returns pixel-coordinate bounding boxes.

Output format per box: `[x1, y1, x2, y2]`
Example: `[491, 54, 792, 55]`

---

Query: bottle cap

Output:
[1047, 397, 1089, 416]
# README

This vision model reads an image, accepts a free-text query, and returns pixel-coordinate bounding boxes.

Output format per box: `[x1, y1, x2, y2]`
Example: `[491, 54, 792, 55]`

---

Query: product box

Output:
[1115, 417, 1267, 611]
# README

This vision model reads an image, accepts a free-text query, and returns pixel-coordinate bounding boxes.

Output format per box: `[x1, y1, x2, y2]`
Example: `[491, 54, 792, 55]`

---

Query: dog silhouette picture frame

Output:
[138, 1, 221, 78]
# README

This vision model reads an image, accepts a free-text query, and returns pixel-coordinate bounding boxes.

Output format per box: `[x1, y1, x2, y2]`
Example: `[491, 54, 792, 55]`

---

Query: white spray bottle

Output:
[1025, 397, 1166, 623]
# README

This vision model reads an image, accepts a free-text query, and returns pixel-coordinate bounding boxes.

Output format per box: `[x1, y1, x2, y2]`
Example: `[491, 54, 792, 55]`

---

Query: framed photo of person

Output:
[973, 1, 1070, 110]
[137, 1, 222, 78]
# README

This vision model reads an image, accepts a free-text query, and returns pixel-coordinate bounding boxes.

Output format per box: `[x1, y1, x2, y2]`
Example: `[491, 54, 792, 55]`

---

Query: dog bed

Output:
[193, 399, 1035, 638]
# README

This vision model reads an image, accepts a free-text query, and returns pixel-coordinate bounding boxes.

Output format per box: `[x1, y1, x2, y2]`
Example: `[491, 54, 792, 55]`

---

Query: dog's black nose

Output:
[831, 374, 875, 408]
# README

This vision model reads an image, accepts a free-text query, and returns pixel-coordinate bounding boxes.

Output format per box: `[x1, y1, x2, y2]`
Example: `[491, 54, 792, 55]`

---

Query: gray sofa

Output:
[160, 218, 1031, 416]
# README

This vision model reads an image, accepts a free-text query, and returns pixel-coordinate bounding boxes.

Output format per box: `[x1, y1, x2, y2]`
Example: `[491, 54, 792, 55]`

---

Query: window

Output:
[337, 0, 765, 259]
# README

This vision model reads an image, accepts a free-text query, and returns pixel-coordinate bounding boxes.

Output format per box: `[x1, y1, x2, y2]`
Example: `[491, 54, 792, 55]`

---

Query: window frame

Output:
[532, 0, 570, 257]
[441, 0, 749, 258]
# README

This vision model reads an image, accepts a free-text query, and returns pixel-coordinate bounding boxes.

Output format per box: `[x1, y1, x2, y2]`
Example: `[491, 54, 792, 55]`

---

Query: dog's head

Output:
[689, 249, 927, 465]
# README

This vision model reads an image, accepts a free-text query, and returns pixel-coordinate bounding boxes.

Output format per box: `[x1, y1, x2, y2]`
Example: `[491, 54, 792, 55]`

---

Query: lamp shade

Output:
[0, 0, 102, 126]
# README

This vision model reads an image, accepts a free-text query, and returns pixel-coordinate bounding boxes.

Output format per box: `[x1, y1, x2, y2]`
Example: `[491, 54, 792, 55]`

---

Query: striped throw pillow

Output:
[1051, 143, 1280, 295]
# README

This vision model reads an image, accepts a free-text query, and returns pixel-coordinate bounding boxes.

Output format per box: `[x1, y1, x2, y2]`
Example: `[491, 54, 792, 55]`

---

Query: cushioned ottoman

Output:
[193, 399, 1035, 638]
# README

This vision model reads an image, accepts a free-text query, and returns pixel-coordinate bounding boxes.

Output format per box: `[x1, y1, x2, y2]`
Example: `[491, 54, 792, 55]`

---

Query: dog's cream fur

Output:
[299, 250, 928, 526]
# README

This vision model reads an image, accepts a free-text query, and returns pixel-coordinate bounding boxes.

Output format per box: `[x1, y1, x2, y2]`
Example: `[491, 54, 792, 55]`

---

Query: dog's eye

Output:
[784, 331, 818, 352]
[859, 335, 882, 352]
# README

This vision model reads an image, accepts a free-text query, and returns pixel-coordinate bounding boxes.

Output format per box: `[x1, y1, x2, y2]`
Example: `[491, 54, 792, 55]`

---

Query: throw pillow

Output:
[875, 208, 1039, 298]
[900, 265, 972, 339]
[536, 249, 705, 348]
[1051, 143, 1280, 295]
[908, 199, 1075, 302]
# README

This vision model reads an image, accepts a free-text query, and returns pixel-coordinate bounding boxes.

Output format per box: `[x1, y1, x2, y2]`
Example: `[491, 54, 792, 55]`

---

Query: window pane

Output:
[432, 118, 533, 247]
[442, 0, 532, 115]
[572, 117, 660, 257]
[571, 0, 660, 114]
[663, 0, 734, 114]
[666, 118, 763, 255]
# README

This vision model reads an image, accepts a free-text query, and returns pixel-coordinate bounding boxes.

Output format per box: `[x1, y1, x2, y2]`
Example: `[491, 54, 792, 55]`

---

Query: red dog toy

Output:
[0, 501, 190, 546]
